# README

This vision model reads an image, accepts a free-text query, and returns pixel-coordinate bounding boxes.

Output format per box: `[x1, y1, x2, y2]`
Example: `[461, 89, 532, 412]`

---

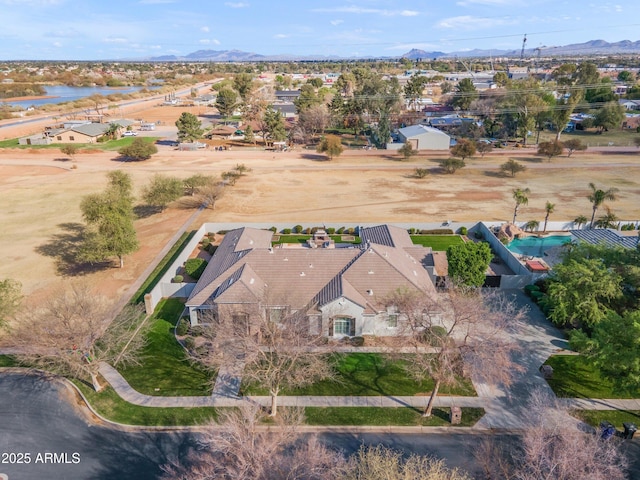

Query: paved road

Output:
[1, 372, 639, 479]
[0, 373, 195, 480]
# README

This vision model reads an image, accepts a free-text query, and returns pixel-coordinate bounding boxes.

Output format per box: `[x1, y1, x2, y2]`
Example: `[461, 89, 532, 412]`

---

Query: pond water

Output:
[507, 235, 572, 257]
[1, 85, 159, 108]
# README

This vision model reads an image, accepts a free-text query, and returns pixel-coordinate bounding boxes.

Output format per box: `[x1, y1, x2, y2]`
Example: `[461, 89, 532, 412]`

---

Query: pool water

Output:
[507, 235, 572, 257]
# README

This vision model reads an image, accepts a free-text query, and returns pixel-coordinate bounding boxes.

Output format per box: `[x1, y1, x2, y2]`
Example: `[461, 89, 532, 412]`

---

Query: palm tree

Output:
[525, 220, 540, 232]
[573, 215, 588, 229]
[587, 183, 619, 229]
[594, 207, 619, 229]
[543, 201, 555, 233]
[512, 188, 531, 224]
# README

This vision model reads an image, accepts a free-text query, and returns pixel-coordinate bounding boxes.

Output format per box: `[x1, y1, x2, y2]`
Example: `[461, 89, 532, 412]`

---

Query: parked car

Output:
[122, 131, 137, 137]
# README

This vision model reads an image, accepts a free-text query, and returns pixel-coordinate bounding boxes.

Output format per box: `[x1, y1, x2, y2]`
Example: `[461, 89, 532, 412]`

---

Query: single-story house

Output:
[274, 90, 301, 102]
[619, 99, 640, 111]
[387, 124, 451, 151]
[45, 119, 136, 143]
[185, 225, 438, 337]
[18, 134, 53, 146]
[271, 103, 297, 118]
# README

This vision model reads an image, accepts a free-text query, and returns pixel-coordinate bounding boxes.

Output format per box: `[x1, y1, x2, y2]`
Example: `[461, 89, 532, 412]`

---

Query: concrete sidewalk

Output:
[98, 363, 640, 413]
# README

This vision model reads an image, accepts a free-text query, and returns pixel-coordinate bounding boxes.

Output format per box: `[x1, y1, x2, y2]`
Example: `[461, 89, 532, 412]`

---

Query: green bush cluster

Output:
[337, 227, 345, 234]
[173, 275, 184, 283]
[184, 258, 208, 280]
[350, 336, 365, 347]
[621, 223, 637, 231]
[282, 228, 292, 234]
[269, 226, 277, 233]
[293, 225, 303, 233]
[408, 228, 416, 234]
[183, 337, 195, 350]
[176, 318, 189, 336]
[326, 227, 336, 234]
[458, 226, 468, 235]
[201, 237, 210, 248]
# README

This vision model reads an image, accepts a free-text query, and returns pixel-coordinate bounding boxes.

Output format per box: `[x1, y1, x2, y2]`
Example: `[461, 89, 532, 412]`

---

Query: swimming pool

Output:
[507, 235, 572, 257]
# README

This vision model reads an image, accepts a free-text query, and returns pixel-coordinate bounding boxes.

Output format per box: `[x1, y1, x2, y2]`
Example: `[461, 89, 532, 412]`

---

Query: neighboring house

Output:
[271, 102, 297, 118]
[18, 134, 53, 146]
[45, 119, 135, 143]
[427, 116, 475, 130]
[387, 124, 451, 151]
[185, 225, 439, 337]
[571, 228, 639, 250]
[619, 99, 640, 110]
[274, 90, 301, 102]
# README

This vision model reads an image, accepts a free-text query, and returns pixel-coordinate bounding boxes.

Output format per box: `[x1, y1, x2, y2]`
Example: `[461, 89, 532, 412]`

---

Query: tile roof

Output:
[187, 225, 437, 313]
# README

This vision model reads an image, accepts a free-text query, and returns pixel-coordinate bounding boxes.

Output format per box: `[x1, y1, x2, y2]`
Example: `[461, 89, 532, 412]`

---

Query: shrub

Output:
[347, 227, 355, 235]
[500, 237, 509, 245]
[206, 244, 217, 254]
[458, 226, 468, 235]
[173, 275, 184, 283]
[408, 228, 416, 234]
[326, 227, 336, 234]
[293, 225, 303, 233]
[337, 227, 345, 234]
[282, 228, 292, 234]
[201, 237, 210, 248]
[176, 318, 189, 336]
[183, 337, 196, 350]
[524, 284, 540, 297]
[269, 226, 277, 233]
[350, 336, 365, 347]
[217, 230, 229, 235]
[305, 227, 313, 234]
[184, 258, 208, 280]
[311, 227, 319, 234]
[419, 229, 454, 235]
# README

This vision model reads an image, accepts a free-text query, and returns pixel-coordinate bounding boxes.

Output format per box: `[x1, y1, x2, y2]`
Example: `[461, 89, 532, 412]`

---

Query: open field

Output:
[0, 104, 639, 317]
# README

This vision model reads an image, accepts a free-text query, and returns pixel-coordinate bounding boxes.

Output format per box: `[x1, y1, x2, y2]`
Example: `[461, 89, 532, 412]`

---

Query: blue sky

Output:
[1, 0, 640, 60]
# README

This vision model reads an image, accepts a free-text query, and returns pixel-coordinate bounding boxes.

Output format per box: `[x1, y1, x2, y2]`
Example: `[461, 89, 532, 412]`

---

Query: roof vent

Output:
[268, 247, 274, 253]
[250, 278, 255, 284]
[367, 289, 374, 296]
[309, 264, 313, 268]
[300, 272, 306, 277]
[284, 257, 288, 262]
[368, 270, 374, 275]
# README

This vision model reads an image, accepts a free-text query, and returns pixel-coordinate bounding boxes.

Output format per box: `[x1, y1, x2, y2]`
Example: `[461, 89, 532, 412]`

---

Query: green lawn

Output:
[305, 406, 484, 427]
[272, 234, 361, 245]
[130, 230, 195, 304]
[410, 235, 465, 251]
[0, 136, 159, 151]
[544, 355, 640, 399]
[243, 353, 476, 397]
[117, 298, 213, 396]
[0, 355, 18, 367]
[573, 409, 640, 429]
[74, 382, 219, 426]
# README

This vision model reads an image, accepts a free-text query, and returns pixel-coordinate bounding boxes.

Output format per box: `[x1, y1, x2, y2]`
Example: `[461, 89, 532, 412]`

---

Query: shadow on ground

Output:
[35, 222, 112, 276]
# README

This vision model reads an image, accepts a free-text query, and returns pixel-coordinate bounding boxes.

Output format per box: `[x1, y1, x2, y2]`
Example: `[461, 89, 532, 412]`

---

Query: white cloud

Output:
[437, 15, 517, 30]
[312, 6, 420, 17]
[201, 26, 210, 33]
[274, 34, 289, 38]
[52, 41, 62, 47]
[330, 19, 344, 26]
[199, 38, 221, 45]
[103, 37, 128, 44]
[456, 0, 524, 5]
[225, 2, 249, 7]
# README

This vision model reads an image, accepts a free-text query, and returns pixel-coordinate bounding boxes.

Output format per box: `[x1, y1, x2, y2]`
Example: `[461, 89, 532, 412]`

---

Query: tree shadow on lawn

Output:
[35, 222, 113, 276]
[301, 153, 330, 161]
[483, 170, 511, 178]
[511, 156, 543, 163]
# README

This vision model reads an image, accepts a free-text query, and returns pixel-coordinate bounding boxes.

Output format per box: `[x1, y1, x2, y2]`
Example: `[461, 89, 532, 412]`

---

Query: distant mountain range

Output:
[146, 39, 640, 62]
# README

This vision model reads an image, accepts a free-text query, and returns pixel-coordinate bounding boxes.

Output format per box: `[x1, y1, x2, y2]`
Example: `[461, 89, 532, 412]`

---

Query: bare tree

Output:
[10, 284, 146, 391]
[384, 287, 524, 417]
[193, 302, 334, 416]
[476, 389, 628, 480]
[161, 405, 343, 480]
[197, 177, 225, 210]
[298, 104, 330, 140]
[341, 444, 471, 480]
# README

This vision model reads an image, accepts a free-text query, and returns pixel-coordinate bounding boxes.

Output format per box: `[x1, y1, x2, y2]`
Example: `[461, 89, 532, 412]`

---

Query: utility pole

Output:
[520, 34, 527, 67]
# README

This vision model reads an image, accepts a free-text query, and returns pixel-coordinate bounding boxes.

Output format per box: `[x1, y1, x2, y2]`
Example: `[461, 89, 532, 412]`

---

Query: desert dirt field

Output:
[1, 103, 639, 312]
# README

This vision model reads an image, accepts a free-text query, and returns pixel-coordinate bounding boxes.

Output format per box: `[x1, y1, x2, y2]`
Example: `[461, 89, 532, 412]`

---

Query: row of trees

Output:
[161, 389, 628, 480]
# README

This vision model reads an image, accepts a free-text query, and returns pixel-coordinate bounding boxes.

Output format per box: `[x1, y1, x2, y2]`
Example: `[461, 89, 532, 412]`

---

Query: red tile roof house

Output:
[186, 225, 438, 338]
